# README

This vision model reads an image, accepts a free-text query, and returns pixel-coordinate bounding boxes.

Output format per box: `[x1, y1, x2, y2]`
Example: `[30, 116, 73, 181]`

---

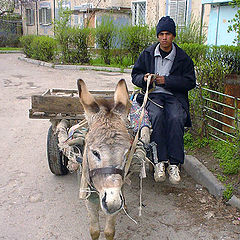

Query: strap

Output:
[124, 75, 152, 179]
[89, 167, 124, 179]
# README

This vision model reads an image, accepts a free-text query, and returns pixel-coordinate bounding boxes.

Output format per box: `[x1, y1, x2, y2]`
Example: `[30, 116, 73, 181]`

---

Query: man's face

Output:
[157, 31, 175, 52]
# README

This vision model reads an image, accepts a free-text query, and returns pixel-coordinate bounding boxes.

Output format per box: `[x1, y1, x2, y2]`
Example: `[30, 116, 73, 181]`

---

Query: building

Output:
[201, 0, 239, 46]
[19, 0, 210, 37]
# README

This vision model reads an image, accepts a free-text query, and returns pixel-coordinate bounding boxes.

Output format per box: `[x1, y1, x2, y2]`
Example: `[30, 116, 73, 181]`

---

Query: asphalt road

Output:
[0, 54, 239, 240]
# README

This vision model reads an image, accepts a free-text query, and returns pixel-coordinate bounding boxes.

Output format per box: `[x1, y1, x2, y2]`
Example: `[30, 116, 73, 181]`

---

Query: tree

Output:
[228, 0, 240, 45]
[0, 0, 15, 16]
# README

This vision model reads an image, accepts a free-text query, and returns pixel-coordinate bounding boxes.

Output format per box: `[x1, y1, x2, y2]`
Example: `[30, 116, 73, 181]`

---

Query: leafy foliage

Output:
[53, 2, 72, 63]
[209, 140, 240, 175]
[67, 27, 91, 64]
[20, 35, 36, 57]
[20, 35, 56, 61]
[119, 25, 156, 64]
[228, 0, 240, 45]
[95, 16, 116, 65]
[223, 184, 234, 201]
[175, 16, 207, 45]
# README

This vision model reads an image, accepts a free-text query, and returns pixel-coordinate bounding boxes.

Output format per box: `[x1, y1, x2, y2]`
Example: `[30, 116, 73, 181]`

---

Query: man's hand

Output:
[144, 73, 156, 83]
[144, 73, 165, 85]
[155, 75, 165, 85]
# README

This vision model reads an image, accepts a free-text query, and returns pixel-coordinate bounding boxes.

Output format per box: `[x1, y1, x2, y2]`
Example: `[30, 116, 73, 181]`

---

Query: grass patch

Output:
[209, 140, 240, 175]
[0, 47, 22, 51]
[184, 131, 240, 200]
[223, 184, 234, 201]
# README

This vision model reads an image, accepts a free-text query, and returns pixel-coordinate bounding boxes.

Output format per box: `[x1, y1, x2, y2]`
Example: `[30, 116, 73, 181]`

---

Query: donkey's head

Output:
[77, 79, 131, 215]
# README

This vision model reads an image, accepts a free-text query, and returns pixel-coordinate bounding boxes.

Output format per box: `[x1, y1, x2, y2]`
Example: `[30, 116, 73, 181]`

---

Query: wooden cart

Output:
[29, 88, 118, 175]
[29, 88, 151, 178]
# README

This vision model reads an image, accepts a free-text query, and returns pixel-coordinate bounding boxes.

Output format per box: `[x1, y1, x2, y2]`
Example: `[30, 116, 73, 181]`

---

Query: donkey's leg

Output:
[104, 215, 116, 240]
[86, 193, 100, 240]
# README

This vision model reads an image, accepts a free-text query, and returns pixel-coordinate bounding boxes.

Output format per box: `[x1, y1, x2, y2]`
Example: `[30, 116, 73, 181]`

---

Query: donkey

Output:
[77, 79, 132, 240]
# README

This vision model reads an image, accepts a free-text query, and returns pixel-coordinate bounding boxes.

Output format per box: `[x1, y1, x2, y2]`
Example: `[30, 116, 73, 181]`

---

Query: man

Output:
[131, 16, 196, 184]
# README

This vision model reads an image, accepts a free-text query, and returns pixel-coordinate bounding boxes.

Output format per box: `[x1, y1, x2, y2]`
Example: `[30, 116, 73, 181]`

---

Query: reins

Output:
[124, 75, 152, 180]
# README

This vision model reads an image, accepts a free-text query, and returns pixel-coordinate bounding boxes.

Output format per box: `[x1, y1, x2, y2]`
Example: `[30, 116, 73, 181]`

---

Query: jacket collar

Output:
[146, 42, 185, 61]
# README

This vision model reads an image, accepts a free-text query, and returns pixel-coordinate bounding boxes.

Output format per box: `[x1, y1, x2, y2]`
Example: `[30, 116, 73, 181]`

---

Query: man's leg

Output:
[146, 94, 167, 182]
[164, 95, 187, 184]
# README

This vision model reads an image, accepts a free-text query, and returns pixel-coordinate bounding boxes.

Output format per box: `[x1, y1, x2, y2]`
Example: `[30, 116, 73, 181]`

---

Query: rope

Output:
[122, 206, 138, 225]
[124, 75, 152, 178]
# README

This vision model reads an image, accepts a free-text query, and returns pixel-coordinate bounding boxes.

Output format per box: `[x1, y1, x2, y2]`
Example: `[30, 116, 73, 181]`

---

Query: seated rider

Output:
[131, 16, 196, 184]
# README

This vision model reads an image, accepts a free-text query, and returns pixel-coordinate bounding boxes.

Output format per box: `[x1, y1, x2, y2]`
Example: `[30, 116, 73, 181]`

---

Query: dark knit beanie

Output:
[156, 16, 176, 37]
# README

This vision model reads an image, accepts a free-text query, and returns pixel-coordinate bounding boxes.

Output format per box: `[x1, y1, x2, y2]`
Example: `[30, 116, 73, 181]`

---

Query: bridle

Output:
[85, 146, 130, 192]
[89, 167, 124, 180]
[84, 75, 153, 194]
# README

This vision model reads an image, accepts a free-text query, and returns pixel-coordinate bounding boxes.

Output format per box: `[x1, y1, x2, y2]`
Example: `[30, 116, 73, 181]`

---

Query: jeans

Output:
[146, 93, 187, 165]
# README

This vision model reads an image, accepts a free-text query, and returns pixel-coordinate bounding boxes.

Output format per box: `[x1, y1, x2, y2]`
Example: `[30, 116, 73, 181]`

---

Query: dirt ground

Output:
[0, 53, 240, 240]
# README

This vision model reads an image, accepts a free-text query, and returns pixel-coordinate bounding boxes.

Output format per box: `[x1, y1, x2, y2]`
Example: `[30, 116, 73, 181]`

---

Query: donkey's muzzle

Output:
[101, 188, 124, 215]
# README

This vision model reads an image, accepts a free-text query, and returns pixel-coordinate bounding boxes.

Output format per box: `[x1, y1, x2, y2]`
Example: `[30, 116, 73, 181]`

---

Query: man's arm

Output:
[131, 53, 147, 88]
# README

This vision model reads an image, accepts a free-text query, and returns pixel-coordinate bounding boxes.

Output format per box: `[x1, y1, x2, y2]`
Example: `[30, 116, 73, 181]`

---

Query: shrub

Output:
[19, 35, 36, 57]
[120, 25, 156, 64]
[20, 35, 56, 61]
[212, 45, 240, 74]
[180, 43, 209, 63]
[31, 36, 56, 62]
[67, 27, 91, 64]
[54, 3, 72, 63]
[175, 16, 207, 45]
[95, 16, 116, 65]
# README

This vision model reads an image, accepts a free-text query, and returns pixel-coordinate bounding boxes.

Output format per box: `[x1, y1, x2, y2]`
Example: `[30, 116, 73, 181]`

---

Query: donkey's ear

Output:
[113, 79, 130, 115]
[77, 79, 100, 115]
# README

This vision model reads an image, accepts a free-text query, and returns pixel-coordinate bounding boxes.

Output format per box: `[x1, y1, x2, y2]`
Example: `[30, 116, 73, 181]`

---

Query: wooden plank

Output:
[31, 95, 83, 114]
[29, 88, 133, 119]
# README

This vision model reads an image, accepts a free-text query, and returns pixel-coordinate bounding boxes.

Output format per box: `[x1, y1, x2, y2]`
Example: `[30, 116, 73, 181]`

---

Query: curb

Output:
[0, 50, 23, 54]
[18, 56, 132, 73]
[184, 155, 240, 210]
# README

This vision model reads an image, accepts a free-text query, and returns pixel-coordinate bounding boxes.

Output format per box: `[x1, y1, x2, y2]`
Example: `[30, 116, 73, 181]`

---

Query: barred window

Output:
[168, 0, 187, 28]
[132, 1, 146, 26]
[26, 9, 35, 26]
[39, 7, 52, 25]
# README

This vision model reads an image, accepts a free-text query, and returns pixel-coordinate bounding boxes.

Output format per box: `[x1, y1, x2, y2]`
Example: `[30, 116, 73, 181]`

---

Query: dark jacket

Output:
[131, 42, 196, 127]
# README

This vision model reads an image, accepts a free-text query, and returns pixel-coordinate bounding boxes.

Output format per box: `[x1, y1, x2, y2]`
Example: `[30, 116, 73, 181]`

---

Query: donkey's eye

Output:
[92, 150, 100, 160]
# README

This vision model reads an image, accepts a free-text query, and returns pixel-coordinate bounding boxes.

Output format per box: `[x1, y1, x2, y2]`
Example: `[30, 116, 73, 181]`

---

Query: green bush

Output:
[175, 16, 207, 45]
[20, 35, 56, 61]
[223, 184, 234, 201]
[180, 43, 209, 63]
[95, 16, 116, 65]
[67, 27, 91, 64]
[211, 45, 240, 74]
[19, 35, 36, 57]
[31, 36, 56, 61]
[119, 25, 156, 65]
[54, 3, 72, 63]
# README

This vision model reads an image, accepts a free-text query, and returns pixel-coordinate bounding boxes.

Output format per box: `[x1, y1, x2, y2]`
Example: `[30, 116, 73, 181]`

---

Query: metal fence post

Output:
[234, 97, 240, 154]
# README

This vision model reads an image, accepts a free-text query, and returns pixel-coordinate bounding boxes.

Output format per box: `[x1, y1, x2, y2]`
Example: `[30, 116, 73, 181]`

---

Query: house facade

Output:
[20, 0, 210, 37]
[202, 0, 239, 46]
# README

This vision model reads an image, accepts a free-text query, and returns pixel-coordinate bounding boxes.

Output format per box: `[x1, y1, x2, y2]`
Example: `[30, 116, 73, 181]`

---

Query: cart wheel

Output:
[47, 126, 69, 175]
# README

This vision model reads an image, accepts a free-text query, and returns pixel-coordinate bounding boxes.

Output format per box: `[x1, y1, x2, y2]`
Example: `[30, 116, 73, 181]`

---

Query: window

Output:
[168, 0, 187, 28]
[39, 7, 52, 25]
[26, 9, 35, 26]
[132, 1, 146, 26]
